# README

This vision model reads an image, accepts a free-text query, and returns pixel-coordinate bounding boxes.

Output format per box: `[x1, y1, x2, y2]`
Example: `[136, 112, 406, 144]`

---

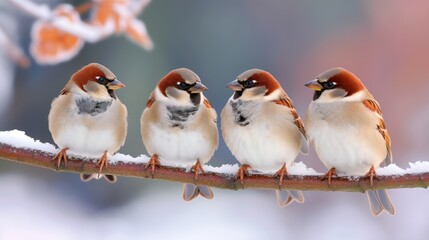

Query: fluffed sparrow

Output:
[221, 69, 308, 207]
[141, 68, 218, 201]
[49, 63, 127, 183]
[305, 67, 394, 216]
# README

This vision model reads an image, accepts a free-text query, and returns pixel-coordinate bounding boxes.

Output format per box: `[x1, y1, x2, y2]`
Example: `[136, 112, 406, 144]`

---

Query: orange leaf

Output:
[125, 18, 153, 50]
[30, 4, 84, 64]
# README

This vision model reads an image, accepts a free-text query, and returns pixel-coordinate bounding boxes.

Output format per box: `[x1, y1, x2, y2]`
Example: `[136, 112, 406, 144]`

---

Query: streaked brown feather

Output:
[363, 99, 392, 163]
[60, 88, 69, 95]
[203, 98, 212, 108]
[146, 93, 155, 108]
[363, 99, 382, 116]
[273, 96, 307, 139]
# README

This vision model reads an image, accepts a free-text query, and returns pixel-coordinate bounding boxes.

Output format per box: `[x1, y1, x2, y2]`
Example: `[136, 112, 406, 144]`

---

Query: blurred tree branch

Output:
[8, 0, 153, 65]
[1, 142, 429, 192]
[0, 26, 30, 68]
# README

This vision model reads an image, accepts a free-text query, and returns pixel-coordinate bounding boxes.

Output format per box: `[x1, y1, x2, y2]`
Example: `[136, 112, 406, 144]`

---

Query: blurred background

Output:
[1, 0, 429, 239]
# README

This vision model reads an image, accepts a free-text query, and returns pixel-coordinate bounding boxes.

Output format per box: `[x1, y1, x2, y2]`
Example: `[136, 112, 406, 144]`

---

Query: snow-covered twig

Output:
[9, 0, 114, 43]
[8, 0, 52, 20]
[9, 0, 153, 65]
[1, 130, 429, 192]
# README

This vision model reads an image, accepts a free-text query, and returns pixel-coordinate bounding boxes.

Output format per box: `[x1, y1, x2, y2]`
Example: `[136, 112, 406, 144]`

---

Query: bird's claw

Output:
[274, 163, 288, 188]
[321, 167, 337, 186]
[52, 148, 68, 169]
[364, 166, 377, 186]
[234, 164, 251, 188]
[96, 151, 108, 177]
[191, 160, 205, 183]
[145, 154, 160, 178]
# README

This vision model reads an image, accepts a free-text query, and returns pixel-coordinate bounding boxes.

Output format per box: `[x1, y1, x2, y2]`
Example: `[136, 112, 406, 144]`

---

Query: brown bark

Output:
[1, 143, 428, 192]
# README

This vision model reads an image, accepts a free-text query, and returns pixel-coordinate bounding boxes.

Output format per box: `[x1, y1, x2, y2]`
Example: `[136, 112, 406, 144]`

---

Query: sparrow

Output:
[48, 63, 128, 183]
[141, 68, 218, 201]
[221, 69, 308, 207]
[305, 67, 395, 216]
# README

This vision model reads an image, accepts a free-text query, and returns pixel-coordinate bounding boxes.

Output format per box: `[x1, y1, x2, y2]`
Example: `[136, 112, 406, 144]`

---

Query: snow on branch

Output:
[8, 0, 153, 65]
[1, 130, 429, 192]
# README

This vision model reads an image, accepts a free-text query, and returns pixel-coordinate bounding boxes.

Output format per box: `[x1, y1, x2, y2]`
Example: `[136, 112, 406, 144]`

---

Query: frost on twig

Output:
[9, 0, 153, 65]
[1, 130, 429, 192]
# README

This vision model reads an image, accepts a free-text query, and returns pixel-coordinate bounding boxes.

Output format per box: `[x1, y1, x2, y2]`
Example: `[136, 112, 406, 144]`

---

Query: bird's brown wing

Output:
[273, 95, 307, 140]
[363, 98, 393, 164]
[272, 94, 308, 154]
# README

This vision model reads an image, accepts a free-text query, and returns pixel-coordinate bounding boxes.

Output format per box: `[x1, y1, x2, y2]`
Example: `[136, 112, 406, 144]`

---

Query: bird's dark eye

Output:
[242, 80, 256, 88]
[96, 76, 106, 84]
[324, 81, 336, 89]
[177, 82, 190, 90]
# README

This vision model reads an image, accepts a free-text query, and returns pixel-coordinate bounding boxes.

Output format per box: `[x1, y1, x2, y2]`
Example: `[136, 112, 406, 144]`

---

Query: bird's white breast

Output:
[51, 96, 124, 156]
[147, 124, 213, 167]
[222, 102, 301, 173]
[56, 125, 116, 156]
[306, 101, 387, 175]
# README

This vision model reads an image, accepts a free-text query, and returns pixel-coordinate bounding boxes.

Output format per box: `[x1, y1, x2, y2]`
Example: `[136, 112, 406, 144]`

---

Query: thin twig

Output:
[0, 26, 30, 68]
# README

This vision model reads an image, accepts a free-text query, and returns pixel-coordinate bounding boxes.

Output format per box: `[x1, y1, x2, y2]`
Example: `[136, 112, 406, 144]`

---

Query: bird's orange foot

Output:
[364, 166, 377, 186]
[145, 154, 160, 178]
[321, 167, 337, 186]
[52, 148, 69, 169]
[274, 163, 288, 187]
[191, 160, 205, 182]
[96, 151, 108, 176]
[235, 164, 251, 187]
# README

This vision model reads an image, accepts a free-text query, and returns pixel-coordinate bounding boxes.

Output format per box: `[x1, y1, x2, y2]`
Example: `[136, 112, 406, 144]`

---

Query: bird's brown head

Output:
[71, 63, 125, 99]
[305, 67, 365, 102]
[227, 69, 281, 100]
[157, 68, 207, 106]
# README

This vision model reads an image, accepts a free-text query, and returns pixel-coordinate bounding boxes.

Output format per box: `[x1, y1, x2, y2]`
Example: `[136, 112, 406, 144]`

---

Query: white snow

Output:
[110, 153, 149, 164]
[378, 161, 429, 176]
[204, 164, 240, 175]
[288, 161, 321, 176]
[52, 17, 115, 43]
[1, 130, 429, 177]
[377, 164, 405, 176]
[404, 161, 429, 174]
[0, 130, 57, 154]
[8, 0, 51, 20]
[8, 0, 153, 59]
[9, 0, 114, 42]
[0, 130, 146, 164]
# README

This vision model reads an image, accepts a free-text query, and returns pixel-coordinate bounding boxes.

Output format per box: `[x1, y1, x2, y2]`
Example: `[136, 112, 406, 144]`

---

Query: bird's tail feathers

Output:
[276, 190, 305, 208]
[80, 173, 117, 183]
[366, 190, 395, 216]
[183, 183, 214, 201]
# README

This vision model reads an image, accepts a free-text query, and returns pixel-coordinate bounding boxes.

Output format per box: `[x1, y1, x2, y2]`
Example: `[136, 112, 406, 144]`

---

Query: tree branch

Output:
[1, 142, 429, 192]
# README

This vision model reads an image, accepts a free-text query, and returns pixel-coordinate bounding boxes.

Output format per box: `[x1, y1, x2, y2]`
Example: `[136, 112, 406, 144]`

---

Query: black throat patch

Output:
[313, 90, 323, 100]
[166, 105, 199, 125]
[76, 98, 113, 116]
[230, 100, 255, 127]
[189, 93, 201, 106]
